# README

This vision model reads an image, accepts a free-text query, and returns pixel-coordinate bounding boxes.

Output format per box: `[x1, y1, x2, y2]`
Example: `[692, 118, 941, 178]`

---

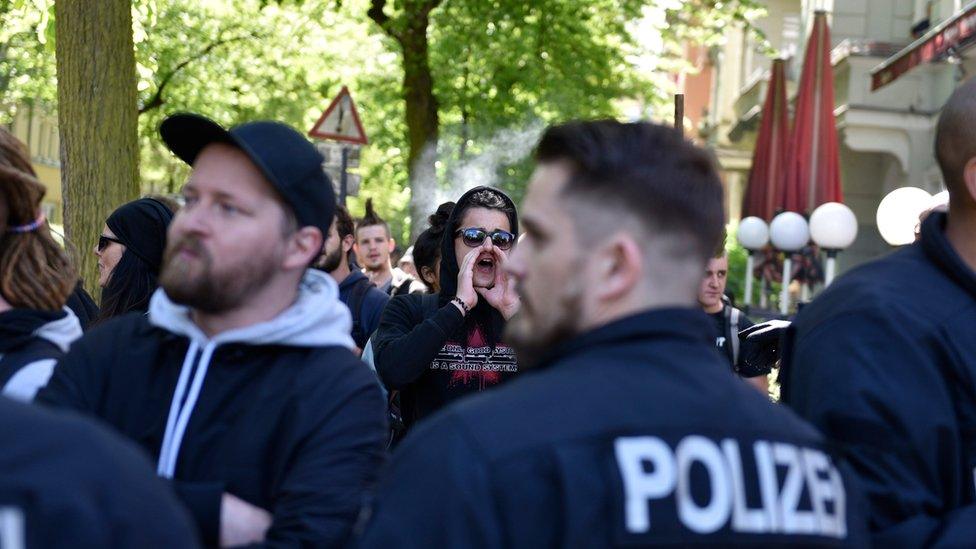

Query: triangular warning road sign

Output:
[309, 86, 369, 145]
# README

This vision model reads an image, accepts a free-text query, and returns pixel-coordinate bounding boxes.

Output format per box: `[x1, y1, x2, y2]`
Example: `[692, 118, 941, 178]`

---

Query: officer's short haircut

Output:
[935, 76, 976, 202]
[334, 205, 355, 240]
[534, 120, 725, 265]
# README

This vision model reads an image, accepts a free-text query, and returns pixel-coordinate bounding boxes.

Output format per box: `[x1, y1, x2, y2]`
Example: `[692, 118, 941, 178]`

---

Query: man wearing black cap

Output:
[38, 114, 388, 547]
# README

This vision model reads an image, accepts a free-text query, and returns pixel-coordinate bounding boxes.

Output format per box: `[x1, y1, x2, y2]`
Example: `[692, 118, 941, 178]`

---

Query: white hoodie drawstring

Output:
[157, 340, 217, 478]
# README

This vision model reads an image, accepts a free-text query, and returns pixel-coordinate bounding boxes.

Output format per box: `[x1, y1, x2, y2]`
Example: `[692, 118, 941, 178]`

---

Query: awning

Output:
[872, 1, 976, 90]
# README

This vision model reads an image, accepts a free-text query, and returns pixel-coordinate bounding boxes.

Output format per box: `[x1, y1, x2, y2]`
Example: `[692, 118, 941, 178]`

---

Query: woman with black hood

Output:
[373, 186, 521, 430]
[0, 127, 82, 402]
[95, 196, 175, 321]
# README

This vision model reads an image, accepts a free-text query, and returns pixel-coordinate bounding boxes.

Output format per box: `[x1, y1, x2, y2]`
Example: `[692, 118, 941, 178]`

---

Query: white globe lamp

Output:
[736, 217, 770, 307]
[876, 187, 932, 246]
[770, 212, 810, 315]
[810, 202, 858, 286]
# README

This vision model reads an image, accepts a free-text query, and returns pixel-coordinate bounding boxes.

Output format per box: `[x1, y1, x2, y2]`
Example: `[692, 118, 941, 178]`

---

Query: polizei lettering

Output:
[614, 436, 847, 539]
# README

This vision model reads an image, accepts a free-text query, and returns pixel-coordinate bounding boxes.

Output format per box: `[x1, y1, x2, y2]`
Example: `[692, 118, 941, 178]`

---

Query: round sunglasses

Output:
[455, 227, 516, 250]
[97, 234, 124, 252]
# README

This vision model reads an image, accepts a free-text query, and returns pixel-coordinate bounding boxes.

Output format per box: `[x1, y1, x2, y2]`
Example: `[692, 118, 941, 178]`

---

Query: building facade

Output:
[4, 104, 62, 226]
[688, 0, 968, 273]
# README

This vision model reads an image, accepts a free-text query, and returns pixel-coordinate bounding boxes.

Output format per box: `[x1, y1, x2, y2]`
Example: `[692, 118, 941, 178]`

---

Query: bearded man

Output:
[37, 114, 387, 548]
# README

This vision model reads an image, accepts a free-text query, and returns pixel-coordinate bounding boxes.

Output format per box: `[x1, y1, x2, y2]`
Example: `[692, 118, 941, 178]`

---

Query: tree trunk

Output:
[401, 18, 438, 241]
[55, 0, 140, 295]
[368, 0, 441, 241]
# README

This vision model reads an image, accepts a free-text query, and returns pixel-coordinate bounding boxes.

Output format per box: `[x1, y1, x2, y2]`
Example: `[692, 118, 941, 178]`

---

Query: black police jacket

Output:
[0, 396, 198, 547]
[357, 308, 868, 547]
[783, 211, 976, 547]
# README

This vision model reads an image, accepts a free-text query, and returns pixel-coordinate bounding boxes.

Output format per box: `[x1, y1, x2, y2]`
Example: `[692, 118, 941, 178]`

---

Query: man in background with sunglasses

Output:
[358, 121, 868, 547]
[372, 186, 521, 435]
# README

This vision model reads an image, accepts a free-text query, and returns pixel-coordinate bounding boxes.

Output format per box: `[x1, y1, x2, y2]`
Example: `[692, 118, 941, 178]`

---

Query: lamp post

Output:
[770, 212, 810, 316]
[876, 187, 932, 247]
[736, 217, 770, 307]
[809, 202, 858, 286]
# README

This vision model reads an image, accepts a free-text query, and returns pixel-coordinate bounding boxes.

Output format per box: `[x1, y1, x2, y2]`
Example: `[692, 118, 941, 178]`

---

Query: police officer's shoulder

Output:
[798, 244, 958, 335]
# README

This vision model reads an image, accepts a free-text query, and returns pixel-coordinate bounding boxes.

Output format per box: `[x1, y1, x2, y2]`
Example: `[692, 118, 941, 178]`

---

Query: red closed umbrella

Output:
[743, 58, 789, 221]
[781, 11, 842, 214]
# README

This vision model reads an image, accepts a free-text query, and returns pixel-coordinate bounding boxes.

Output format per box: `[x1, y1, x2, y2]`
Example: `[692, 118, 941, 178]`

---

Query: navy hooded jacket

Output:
[0, 396, 198, 547]
[358, 308, 868, 547]
[337, 269, 389, 349]
[37, 270, 388, 547]
[782, 211, 976, 546]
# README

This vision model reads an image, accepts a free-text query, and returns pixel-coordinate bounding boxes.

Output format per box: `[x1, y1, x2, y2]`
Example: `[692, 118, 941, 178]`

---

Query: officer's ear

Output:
[963, 157, 976, 204]
[591, 231, 642, 303]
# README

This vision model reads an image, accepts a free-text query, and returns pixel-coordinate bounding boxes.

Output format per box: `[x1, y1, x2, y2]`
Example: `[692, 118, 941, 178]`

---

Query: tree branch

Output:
[138, 31, 261, 115]
[367, 0, 400, 42]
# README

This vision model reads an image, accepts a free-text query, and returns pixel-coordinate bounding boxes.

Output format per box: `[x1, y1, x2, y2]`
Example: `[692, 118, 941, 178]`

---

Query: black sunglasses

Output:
[97, 235, 124, 252]
[455, 227, 516, 250]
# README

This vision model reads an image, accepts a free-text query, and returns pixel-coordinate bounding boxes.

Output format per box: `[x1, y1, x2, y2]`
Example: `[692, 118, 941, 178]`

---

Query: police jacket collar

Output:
[920, 211, 976, 299]
[538, 307, 713, 369]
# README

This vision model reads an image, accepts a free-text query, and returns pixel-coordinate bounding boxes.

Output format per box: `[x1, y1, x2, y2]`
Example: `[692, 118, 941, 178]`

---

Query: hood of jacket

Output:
[437, 186, 519, 305]
[0, 308, 82, 354]
[148, 268, 355, 350]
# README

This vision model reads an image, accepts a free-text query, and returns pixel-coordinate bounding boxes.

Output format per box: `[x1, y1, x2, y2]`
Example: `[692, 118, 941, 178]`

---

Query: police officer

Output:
[782, 76, 976, 546]
[355, 120, 868, 547]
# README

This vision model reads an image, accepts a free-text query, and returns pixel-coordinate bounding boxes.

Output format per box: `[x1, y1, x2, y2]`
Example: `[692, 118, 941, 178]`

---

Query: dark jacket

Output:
[358, 309, 868, 547]
[0, 395, 198, 547]
[338, 270, 390, 349]
[0, 308, 82, 402]
[710, 303, 756, 373]
[373, 187, 520, 429]
[37, 270, 388, 547]
[782, 211, 976, 546]
[66, 282, 99, 330]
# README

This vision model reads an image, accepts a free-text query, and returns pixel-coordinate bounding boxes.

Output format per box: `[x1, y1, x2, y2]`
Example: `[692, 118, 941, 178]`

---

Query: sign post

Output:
[308, 86, 369, 205]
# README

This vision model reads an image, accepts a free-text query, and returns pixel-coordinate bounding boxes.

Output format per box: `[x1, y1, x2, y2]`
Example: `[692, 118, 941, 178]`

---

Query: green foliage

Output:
[0, 0, 57, 119]
[725, 220, 781, 320]
[2, 0, 772, 246]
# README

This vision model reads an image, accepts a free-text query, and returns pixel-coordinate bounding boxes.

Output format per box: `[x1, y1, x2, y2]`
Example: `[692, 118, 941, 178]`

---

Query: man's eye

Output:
[220, 203, 239, 215]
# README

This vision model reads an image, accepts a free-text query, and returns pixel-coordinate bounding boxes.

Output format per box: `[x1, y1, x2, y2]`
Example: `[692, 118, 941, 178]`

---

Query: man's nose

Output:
[175, 203, 210, 236]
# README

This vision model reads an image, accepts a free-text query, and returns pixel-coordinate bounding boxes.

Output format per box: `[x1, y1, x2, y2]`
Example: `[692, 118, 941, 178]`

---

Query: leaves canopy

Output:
[1, 0, 766, 243]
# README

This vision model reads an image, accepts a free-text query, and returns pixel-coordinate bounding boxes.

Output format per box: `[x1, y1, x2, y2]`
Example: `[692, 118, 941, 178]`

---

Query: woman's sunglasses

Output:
[97, 235, 123, 252]
[455, 227, 516, 250]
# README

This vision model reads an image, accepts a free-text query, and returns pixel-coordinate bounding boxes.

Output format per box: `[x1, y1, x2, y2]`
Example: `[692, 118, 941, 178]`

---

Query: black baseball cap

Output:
[159, 113, 334, 237]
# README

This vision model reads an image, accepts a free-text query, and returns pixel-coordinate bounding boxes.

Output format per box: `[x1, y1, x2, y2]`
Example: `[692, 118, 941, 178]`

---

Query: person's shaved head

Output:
[935, 77, 976, 204]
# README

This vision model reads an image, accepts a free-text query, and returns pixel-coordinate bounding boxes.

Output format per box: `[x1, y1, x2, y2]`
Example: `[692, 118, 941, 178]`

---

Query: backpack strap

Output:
[348, 277, 374, 348]
[729, 306, 741, 365]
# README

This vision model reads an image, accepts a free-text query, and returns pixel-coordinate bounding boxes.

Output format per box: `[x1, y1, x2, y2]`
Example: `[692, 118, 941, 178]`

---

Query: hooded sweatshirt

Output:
[373, 186, 520, 430]
[782, 211, 976, 546]
[0, 396, 199, 548]
[0, 307, 82, 402]
[37, 269, 388, 547]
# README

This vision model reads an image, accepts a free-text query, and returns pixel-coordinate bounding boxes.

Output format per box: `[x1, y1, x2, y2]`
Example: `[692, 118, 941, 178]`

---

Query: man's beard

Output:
[504, 274, 584, 369]
[159, 235, 280, 314]
[317, 245, 343, 273]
